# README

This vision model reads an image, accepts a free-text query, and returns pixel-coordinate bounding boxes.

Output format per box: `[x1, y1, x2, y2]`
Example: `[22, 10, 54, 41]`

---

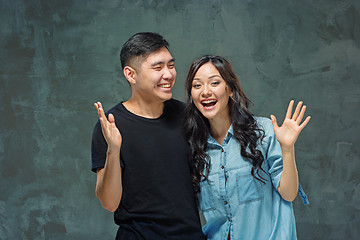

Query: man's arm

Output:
[94, 102, 123, 212]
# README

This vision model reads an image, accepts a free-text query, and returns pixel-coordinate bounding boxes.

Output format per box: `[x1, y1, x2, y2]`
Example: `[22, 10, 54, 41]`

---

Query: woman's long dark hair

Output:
[184, 55, 266, 193]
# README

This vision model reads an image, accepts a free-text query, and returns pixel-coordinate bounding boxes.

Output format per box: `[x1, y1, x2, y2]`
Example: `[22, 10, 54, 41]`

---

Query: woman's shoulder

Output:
[252, 117, 277, 152]
[253, 116, 273, 131]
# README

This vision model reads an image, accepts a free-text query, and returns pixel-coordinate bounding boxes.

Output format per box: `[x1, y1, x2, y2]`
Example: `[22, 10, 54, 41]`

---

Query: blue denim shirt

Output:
[198, 117, 305, 240]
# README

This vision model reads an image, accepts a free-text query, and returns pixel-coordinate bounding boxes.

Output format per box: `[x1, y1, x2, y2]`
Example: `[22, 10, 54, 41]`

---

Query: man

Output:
[91, 32, 205, 240]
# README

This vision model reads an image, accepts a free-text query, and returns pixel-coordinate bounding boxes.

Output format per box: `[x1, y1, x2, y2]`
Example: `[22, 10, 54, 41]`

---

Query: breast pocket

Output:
[236, 172, 263, 205]
[198, 180, 216, 211]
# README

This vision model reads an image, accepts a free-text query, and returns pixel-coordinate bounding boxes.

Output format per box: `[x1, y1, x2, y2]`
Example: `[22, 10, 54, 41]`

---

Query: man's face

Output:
[133, 47, 176, 103]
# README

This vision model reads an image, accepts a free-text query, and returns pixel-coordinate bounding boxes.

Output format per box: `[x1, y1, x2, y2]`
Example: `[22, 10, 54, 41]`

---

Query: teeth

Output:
[159, 84, 171, 88]
[202, 100, 216, 104]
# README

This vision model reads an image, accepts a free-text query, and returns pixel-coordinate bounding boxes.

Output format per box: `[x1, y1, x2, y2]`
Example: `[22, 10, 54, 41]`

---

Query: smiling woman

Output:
[190, 62, 233, 125]
[184, 55, 310, 240]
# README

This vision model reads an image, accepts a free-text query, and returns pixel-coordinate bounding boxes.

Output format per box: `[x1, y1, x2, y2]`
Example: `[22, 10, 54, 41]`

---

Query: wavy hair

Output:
[184, 55, 266, 193]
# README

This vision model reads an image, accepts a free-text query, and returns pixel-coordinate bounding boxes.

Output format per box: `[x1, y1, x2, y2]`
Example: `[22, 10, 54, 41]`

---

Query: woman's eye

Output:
[192, 84, 201, 88]
[211, 81, 220, 86]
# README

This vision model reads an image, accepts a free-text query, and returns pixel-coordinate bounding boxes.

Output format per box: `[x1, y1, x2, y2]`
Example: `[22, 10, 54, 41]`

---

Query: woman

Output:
[184, 55, 310, 240]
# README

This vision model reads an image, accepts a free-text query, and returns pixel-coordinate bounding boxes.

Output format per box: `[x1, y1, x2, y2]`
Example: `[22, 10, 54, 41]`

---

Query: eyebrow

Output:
[209, 75, 221, 79]
[194, 74, 221, 80]
[151, 58, 175, 67]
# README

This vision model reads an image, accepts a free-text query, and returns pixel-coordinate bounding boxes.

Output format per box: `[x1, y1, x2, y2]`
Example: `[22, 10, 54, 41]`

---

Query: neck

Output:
[209, 116, 232, 145]
[123, 96, 165, 119]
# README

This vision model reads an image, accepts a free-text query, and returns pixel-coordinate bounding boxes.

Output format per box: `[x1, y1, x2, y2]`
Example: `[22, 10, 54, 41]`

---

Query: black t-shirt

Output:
[91, 99, 205, 240]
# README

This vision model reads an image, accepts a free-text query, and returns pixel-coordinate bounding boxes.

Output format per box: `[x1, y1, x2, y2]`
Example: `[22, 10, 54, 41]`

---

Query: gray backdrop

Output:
[1, 0, 359, 239]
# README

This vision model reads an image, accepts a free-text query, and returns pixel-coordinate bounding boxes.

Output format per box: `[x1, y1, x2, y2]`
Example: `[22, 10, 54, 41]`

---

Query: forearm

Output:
[96, 148, 122, 212]
[277, 145, 298, 202]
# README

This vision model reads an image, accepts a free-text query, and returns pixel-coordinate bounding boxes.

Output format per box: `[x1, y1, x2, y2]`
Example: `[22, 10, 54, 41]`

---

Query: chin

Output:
[159, 93, 173, 101]
[200, 112, 215, 120]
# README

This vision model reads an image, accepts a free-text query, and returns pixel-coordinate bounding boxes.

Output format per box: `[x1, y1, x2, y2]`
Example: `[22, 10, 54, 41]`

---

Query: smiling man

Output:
[91, 32, 205, 240]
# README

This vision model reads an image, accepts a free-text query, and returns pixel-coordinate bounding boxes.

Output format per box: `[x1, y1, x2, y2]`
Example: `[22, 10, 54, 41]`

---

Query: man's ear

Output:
[123, 66, 136, 84]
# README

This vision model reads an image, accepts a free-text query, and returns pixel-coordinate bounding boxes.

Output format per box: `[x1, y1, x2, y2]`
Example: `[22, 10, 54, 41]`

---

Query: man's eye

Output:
[153, 67, 162, 71]
[168, 64, 175, 69]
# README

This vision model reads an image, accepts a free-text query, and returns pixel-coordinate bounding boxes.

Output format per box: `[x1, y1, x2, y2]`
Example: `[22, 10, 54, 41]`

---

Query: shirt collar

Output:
[207, 124, 234, 147]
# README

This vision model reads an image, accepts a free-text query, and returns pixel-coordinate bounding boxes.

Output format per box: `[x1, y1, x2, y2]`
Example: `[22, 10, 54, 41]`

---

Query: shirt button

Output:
[221, 149, 224, 152]
[228, 217, 231, 221]
[224, 200, 228, 204]
[221, 165, 224, 169]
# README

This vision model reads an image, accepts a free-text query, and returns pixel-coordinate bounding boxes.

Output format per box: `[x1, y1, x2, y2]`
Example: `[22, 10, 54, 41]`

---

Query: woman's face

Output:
[190, 62, 233, 122]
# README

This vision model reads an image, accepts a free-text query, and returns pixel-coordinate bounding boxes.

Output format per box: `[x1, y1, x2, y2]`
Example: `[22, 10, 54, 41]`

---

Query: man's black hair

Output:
[120, 32, 169, 70]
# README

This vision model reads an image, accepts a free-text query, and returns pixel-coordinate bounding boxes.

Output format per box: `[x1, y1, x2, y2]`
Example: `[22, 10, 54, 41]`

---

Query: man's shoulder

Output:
[105, 102, 124, 115]
[92, 102, 126, 130]
[166, 98, 186, 110]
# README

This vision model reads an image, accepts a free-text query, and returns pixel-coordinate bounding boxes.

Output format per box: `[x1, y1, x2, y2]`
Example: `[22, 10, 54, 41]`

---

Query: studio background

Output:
[1, 0, 359, 239]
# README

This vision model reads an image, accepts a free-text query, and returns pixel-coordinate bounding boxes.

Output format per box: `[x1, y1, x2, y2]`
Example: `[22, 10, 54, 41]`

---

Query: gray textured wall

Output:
[1, 0, 359, 239]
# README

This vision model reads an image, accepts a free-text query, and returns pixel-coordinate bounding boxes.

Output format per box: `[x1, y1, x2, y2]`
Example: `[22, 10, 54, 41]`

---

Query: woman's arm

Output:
[270, 100, 310, 202]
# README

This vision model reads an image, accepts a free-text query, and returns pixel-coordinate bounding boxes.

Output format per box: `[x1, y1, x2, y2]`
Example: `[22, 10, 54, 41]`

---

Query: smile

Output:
[158, 83, 171, 88]
[201, 99, 217, 109]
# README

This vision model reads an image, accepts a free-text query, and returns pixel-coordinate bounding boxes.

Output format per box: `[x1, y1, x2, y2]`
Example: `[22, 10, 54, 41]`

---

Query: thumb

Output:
[270, 115, 279, 130]
[108, 113, 115, 124]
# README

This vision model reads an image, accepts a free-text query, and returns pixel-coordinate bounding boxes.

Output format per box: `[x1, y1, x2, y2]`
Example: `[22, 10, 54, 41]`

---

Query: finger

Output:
[270, 115, 279, 130]
[108, 113, 115, 124]
[296, 105, 307, 124]
[97, 102, 107, 120]
[98, 101, 103, 110]
[99, 117, 108, 136]
[285, 100, 294, 119]
[94, 102, 100, 114]
[291, 101, 303, 121]
[299, 116, 311, 131]
[94, 102, 102, 118]
[95, 102, 109, 130]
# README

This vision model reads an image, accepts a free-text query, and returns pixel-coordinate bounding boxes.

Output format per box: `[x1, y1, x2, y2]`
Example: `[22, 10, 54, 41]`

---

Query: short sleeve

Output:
[91, 120, 108, 172]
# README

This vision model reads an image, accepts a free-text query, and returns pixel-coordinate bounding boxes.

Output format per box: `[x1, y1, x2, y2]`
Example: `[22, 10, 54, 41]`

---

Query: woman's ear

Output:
[123, 66, 136, 85]
[226, 85, 234, 98]
[230, 90, 234, 98]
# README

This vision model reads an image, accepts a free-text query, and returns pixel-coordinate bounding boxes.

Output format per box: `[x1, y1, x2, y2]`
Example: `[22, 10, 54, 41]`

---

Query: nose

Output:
[163, 66, 175, 80]
[201, 84, 211, 97]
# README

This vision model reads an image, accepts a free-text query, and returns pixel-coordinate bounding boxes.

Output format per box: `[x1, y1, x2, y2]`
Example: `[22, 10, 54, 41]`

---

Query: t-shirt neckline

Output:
[119, 101, 168, 121]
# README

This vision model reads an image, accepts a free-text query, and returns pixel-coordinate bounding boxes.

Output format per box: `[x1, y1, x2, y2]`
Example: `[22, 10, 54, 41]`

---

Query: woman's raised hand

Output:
[94, 102, 122, 150]
[270, 100, 311, 148]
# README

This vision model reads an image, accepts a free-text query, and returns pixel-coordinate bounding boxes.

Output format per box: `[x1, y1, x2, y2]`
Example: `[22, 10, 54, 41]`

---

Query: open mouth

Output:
[201, 99, 217, 108]
[158, 83, 171, 88]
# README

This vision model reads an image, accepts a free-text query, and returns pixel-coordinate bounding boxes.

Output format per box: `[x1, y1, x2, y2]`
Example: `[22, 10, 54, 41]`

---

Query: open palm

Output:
[94, 102, 122, 150]
[271, 100, 311, 148]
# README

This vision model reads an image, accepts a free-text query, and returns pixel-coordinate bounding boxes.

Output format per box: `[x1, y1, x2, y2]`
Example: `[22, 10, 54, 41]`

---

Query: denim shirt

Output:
[198, 117, 303, 240]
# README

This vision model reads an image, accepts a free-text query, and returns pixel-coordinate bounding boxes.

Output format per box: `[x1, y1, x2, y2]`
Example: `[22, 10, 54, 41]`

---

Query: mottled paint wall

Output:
[0, 0, 359, 239]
